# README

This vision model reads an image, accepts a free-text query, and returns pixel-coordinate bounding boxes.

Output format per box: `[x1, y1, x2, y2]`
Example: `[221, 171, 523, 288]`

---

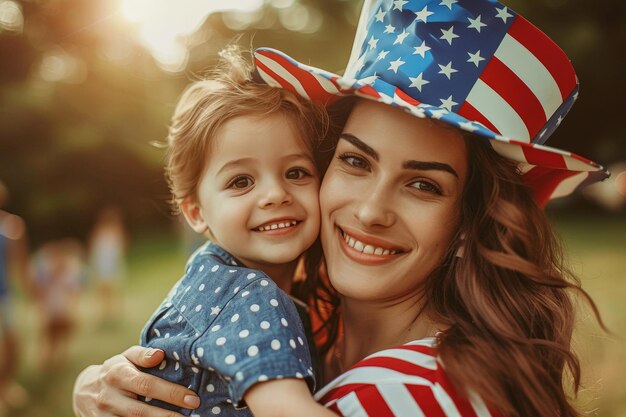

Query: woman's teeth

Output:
[255, 220, 297, 232]
[342, 231, 399, 256]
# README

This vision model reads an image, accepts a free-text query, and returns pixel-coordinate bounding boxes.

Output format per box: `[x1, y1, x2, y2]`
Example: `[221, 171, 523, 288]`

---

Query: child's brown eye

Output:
[228, 176, 254, 189]
[286, 168, 311, 180]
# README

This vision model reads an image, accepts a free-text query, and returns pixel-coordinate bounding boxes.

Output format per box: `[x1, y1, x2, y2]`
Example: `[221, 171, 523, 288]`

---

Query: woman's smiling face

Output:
[319, 100, 469, 303]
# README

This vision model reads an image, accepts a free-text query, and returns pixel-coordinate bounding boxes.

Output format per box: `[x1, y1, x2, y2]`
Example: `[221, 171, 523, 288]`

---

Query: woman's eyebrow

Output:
[403, 160, 459, 178]
[339, 133, 379, 161]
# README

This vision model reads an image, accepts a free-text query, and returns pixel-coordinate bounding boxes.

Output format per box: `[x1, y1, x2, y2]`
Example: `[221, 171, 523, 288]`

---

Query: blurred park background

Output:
[0, 0, 624, 416]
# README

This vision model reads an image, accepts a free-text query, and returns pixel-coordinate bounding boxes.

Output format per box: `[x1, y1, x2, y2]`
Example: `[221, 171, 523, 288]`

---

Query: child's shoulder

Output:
[186, 242, 269, 276]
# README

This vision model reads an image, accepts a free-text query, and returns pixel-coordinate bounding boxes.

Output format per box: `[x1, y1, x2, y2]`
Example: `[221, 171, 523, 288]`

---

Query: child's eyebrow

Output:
[216, 158, 254, 176]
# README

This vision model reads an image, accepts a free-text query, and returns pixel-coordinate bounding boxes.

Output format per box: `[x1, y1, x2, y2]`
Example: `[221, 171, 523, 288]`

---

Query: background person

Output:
[0, 180, 30, 415]
[88, 206, 129, 323]
[31, 238, 86, 371]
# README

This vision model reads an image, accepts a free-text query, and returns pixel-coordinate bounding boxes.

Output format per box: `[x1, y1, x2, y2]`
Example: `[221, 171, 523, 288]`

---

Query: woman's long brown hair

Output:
[306, 100, 605, 416]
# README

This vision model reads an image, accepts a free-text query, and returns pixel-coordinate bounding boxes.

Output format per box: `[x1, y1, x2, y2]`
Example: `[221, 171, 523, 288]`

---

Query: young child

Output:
[139, 48, 335, 417]
[32, 238, 85, 370]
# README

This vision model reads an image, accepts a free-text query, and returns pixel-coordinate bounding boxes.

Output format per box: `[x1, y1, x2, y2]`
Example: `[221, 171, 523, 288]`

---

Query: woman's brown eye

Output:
[410, 180, 442, 195]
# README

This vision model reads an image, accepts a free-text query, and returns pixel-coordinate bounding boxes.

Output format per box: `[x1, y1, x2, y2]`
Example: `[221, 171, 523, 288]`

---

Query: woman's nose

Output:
[353, 185, 395, 228]
[258, 180, 292, 208]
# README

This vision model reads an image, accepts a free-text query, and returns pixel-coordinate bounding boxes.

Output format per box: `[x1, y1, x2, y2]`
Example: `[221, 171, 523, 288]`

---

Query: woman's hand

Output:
[72, 346, 200, 417]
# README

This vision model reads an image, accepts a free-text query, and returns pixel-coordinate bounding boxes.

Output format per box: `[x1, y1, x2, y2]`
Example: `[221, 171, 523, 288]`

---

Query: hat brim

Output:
[253, 47, 609, 206]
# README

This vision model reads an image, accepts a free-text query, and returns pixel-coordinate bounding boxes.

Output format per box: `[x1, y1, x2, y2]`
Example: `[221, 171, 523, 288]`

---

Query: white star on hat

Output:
[368, 36, 379, 49]
[495, 6, 513, 23]
[388, 57, 406, 73]
[375, 8, 386, 22]
[393, 0, 409, 11]
[438, 61, 458, 79]
[467, 15, 487, 32]
[384, 24, 396, 34]
[467, 50, 485, 67]
[440, 95, 458, 111]
[409, 72, 430, 92]
[414, 5, 434, 23]
[440, 26, 459, 45]
[394, 31, 410, 45]
[439, 0, 458, 10]
[413, 40, 431, 58]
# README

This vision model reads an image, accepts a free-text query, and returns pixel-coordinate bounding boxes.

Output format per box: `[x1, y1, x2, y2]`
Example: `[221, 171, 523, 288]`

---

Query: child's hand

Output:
[72, 346, 200, 417]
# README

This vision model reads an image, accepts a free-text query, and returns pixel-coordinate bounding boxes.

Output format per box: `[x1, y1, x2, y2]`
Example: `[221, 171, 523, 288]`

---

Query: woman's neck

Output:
[338, 294, 444, 371]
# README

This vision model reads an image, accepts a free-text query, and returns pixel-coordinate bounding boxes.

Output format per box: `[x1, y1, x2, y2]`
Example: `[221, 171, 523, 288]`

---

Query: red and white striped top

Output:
[315, 338, 500, 417]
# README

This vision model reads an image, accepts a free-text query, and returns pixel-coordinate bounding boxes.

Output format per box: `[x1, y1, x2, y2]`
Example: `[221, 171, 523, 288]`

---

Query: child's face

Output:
[182, 112, 320, 270]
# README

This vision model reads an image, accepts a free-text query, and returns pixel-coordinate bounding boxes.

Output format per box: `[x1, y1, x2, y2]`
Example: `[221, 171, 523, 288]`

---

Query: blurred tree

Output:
[1, 0, 624, 248]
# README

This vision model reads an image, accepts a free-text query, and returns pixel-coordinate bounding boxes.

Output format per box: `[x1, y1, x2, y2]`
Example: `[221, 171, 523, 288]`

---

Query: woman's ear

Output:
[180, 198, 209, 234]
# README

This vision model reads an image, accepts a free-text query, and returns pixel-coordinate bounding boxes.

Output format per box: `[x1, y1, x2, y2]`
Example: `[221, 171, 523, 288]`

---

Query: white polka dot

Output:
[260, 279, 269, 286]
[159, 360, 167, 370]
[236, 372, 244, 381]
[233, 286, 240, 294]
[298, 337, 304, 345]
[180, 305, 186, 312]
[177, 316, 183, 323]
[296, 372, 303, 378]
[215, 287, 221, 293]
[211, 325, 221, 332]
[216, 337, 226, 346]
[241, 291, 250, 297]
[271, 340, 281, 350]
[307, 369, 313, 375]
[154, 329, 161, 337]
[247, 273, 256, 279]
[192, 367, 199, 374]
[206, 383, 215, 392]
[145, 397, 152, 402]
[270, 299, 279, 307]
[225, 355, 236, 365]
[281, 318, 288, 327]
[258, 375, 268, 382]
[231, 314, 239, 323]
[195, 305, 202, 312]
[239, 329, 249, 338]
[260, 321, 270, 330]
[211, 405, 221, 414]
[248, 345, 259, 357]
[173, 351, 180, 360]
[289, 339, 296, 349]
[199, 284, 205, 291]
[211, 265, 219, 272]
[185, 286, 191, 293]
[165, 333, 170, 338]
[175, 362, 180, 371]
[199, 265, 205, 272]
[250, 304, 260, 312]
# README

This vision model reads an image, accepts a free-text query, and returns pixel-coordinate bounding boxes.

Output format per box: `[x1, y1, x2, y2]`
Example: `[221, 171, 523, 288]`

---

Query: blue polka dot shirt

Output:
[140, 242, 315, 416]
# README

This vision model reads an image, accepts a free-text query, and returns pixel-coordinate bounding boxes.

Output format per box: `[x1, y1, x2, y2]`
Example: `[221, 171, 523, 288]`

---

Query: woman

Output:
[73, 0, 609, 416]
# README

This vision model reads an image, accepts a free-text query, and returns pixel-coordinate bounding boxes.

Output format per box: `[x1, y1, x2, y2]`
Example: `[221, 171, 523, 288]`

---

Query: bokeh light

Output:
[0, 0, 23, 33]
[120, 0, 264, 72]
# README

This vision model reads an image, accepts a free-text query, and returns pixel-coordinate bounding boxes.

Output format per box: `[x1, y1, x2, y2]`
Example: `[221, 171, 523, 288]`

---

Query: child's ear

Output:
[180, 198, 209, 234]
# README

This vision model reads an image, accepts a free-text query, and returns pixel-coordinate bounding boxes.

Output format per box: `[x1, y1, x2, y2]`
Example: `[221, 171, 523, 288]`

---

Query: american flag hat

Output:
[253, 0, 609, 206]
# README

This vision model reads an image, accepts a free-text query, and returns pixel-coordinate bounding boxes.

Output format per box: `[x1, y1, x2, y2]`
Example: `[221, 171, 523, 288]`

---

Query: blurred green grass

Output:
[8, 218, 626, 417]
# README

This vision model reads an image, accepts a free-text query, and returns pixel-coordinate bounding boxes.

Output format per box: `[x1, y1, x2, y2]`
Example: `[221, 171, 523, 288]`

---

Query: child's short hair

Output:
[165, 46, 328, 209]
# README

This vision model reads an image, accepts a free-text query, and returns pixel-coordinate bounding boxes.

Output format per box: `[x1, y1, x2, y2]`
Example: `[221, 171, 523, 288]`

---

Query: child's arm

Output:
[245, 378, 336, 417]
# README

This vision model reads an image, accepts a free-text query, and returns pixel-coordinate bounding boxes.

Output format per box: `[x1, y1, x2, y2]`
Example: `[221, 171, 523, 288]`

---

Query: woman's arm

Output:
[72, 346, 200, 417]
